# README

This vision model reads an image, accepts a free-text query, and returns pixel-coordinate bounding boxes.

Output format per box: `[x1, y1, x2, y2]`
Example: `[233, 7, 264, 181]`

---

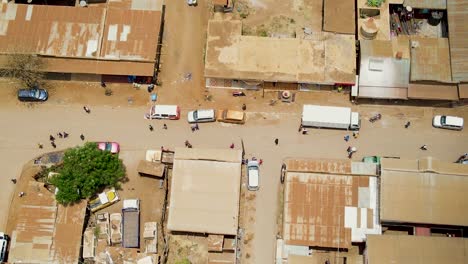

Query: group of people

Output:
[149, 124, 168, 131]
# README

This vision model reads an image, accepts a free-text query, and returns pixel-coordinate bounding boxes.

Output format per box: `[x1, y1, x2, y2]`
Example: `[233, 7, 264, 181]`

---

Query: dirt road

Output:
[1, 83, 467, 263]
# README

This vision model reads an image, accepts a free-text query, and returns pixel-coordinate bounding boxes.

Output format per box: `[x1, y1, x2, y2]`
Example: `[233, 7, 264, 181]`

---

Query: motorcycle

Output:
[232, 91, 246, 97]
[369, 113, 382, 123]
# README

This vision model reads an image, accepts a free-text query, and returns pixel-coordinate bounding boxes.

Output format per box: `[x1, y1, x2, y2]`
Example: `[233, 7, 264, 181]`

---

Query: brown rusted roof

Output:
[0, 2, 162, 76]
[408, 83, 459, 100]
[459, 83, 468, 99]
[410, 37, 452, 83]
[448, 0, 468, 82]
[8, 181, 87, 264]
[101, 8, 161, 61]
[283, 172, 370, 248]
[285, 158, 352, 174]
[323, 0, 355, 34]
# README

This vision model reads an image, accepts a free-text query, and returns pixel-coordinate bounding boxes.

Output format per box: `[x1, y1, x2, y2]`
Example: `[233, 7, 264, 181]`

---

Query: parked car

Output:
[187, 109, 216, 123]
[145, 105, 180, 120]
[247, 160, 259, 191]
[0, 232, 9, 263]
[17, 87, 48, 102]
[187, 0, 197, 6]
[432, 115, 464, 130]
[98, 142, 120, 154]
[362, 156, 381, 164]
[217, 109, 245, 124]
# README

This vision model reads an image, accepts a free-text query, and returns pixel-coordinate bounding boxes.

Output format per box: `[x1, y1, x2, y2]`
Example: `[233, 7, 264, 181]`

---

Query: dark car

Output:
[17, 88, 48, 102]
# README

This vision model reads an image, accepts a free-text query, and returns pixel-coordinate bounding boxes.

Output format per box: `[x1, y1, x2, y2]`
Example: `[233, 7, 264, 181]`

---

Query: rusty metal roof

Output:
[0, 2, 162, 75]
[8, 181, 87, 264]
[283, 159, 381, 249]
[101, 8, 161, 61]
[448, 0, 468, 82]
[285, 158, 352, 174]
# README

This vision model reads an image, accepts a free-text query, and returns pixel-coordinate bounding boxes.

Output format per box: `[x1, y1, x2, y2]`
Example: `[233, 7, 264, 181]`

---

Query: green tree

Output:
[50, 142, 125, 205]
[175, 259, 191, 264]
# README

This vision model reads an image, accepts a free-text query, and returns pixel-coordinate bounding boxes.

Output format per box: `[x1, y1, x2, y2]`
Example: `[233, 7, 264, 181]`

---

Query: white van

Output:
[0, 232, 8, 263]
[433, 115, 464, 130]
[247, 160, 259, 191]
[145, 105, 180, 120]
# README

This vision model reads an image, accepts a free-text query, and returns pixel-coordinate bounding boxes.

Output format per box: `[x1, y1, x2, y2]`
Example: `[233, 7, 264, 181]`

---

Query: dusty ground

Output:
[234, 0, 323, 36]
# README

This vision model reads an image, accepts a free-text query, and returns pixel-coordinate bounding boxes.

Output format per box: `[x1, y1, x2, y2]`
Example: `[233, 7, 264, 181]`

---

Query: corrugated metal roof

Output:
[410, 37, 452, 83]
[408, 83, 459, 100]
[323, 0, 355, 34]
[0, 2, 162, 76]
[448, 0, 468, 82]
[380, 158, 468, 225]
[168, 148, 242, 235]
[101, 8, 161, 61]
[366, 235, 468, 264]
[285, 158, 352, 174]
[283, 171, 378, 248]
[0, 4, 105, 57]
[205, 19, 356, 84]
[459, 83, 468, 99]
[359, 40, 410, 89]
[8, 181, 87, 264]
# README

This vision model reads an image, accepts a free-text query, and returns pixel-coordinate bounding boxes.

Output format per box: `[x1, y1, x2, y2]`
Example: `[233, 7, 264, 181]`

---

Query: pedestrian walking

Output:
[11, 179, 17, 184]
[259, 159, 263, 165]
[274, 138, 279, 145]
[101, 81, 106, 88]
[63, 132, 69, 138]
[405, 121, 411, 128]
[149, 125, 154, 131]
[83, 106, 91, 113]
[191, 125, 196, 132]
[58, 132, 63, 138]
[242, 103, 247, 111]
[49, 135, 55, 141]
[302, 128, 308, 135]
[195, 123, 199, 130]
[51, 142, 57, 148]
[347, 146, 352, 152]
[298, 124, 303, 132]
[344, 135, 350, 142]
[353, 131, 359, 139]
[230, 143, 235, 149]
[19, 192, 25, 197]
[80, 134, 85, 141]
[163, 123, 167, 130]
[420, 144, 428, 150]
[38, 143, 43, 149]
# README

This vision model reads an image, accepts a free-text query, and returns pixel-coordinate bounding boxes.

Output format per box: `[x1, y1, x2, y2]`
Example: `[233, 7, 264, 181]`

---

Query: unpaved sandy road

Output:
[1, 89, 467, 264]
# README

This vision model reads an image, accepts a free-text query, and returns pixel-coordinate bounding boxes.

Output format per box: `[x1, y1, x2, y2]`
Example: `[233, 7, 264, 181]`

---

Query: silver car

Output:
[187, 109, 216, 123]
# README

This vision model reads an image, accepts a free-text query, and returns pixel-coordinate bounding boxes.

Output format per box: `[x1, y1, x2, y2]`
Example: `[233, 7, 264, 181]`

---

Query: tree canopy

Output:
[50, 142, 125, 205]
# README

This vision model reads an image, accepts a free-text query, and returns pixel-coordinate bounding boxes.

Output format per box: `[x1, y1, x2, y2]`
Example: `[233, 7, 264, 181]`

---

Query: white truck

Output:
[302, 105, 360, 130]
[122, 199, 140, 248]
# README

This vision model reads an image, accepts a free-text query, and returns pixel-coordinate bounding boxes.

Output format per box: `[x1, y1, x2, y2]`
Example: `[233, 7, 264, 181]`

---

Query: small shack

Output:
[137, 160, 166, 178]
